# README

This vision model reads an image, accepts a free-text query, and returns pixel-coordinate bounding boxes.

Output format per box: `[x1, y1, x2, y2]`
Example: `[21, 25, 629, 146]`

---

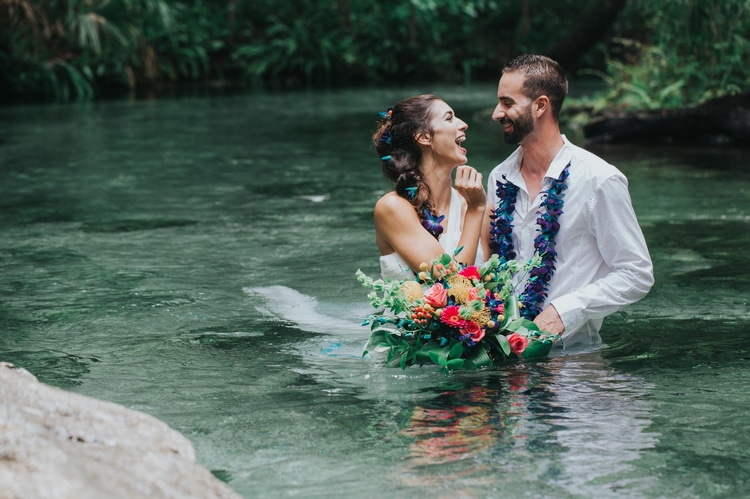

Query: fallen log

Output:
[583, 92, 750, 145]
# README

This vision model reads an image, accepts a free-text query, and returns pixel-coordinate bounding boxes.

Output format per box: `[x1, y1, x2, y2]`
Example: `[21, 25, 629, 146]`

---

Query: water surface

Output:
[1, 87, 749, 498]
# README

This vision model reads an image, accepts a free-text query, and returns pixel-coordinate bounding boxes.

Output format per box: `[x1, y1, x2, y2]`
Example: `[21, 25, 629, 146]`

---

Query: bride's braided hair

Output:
[372, 94, 440, 229]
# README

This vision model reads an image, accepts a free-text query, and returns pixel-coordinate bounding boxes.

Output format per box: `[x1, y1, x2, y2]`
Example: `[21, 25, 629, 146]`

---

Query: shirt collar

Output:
[545, 134, 574, 180]
[504, 135, 573, 184]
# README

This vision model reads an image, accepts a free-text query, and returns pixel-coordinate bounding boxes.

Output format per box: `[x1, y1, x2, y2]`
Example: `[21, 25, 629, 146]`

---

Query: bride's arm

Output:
[374, 194, 446, 272]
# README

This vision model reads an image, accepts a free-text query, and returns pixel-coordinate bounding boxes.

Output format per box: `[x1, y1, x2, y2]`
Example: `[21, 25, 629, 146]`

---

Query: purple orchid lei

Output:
[489, 163, 570, 319]
[422, 209, 445, 238]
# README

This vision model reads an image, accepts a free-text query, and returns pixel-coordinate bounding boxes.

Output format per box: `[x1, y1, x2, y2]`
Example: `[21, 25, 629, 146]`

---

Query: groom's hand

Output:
[534, 305, 564, 335]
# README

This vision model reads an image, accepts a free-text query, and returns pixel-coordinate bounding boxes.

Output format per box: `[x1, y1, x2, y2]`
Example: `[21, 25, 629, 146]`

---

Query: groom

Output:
[482, 54, 654, 348]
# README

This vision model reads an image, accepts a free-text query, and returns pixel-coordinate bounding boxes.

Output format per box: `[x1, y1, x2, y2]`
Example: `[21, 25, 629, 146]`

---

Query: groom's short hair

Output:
[502, 54, 568, 120]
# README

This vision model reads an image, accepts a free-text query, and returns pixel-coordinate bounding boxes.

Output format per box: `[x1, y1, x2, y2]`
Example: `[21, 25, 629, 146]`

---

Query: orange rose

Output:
[424, 283, 447, 308]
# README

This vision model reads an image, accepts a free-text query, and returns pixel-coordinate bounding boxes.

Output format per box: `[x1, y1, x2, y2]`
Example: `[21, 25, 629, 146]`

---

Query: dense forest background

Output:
[1, 0, 748, 112]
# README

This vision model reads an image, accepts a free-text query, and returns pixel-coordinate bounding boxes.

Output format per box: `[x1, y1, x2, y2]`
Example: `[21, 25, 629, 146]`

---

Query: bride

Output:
[372, 94, 489, 281]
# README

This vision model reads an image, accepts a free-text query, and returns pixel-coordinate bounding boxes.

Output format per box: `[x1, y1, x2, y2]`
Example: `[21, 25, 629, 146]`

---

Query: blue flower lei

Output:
[489, 163, 570, 319]
[422, 210, 445, 238]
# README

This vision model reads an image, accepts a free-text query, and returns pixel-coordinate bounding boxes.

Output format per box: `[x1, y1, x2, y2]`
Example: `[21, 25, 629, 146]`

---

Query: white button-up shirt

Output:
[487, 136, 654, 347]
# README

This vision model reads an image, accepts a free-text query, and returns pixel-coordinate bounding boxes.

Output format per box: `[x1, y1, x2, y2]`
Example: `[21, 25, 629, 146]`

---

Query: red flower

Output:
[463, 321, 484, 342]
[507, 333, 529, 355]
[440, 305, 466, 328]
[458, 266, 481, 281]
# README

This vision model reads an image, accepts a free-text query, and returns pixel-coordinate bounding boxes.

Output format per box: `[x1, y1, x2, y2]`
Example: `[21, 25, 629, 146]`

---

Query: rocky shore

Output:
[0, 362, 242, 499]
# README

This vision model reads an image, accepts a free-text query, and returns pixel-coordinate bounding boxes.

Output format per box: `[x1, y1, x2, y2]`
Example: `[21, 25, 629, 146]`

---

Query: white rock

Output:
[0, 362, 242, 499]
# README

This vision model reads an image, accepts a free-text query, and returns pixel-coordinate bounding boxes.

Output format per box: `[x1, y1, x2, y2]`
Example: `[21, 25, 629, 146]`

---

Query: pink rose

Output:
[440, 305, 466, 328]
[463, 321, 484, 342]
[424, 283, 447, 308]
[458, 266, 481, 281]
[507, 333, 529, 355]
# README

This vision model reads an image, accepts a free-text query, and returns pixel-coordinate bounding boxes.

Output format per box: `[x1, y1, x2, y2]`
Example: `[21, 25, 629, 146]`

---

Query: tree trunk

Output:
[543, 0, 629, 69]
[337, 0, 351, 33]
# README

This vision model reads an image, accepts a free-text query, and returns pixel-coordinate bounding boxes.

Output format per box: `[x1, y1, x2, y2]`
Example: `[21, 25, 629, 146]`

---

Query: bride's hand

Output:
[454, 165, 486, 211]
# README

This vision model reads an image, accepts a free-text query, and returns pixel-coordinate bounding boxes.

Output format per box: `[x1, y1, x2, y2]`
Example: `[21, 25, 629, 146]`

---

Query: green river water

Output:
[1, 85, 749, 498]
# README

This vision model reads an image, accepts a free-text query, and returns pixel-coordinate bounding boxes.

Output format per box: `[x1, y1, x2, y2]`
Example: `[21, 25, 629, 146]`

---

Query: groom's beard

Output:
[501, 106, 534, 144]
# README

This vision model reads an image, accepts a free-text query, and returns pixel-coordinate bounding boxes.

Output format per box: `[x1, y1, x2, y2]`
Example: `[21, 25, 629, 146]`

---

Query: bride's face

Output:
[423, 100, 468, 167]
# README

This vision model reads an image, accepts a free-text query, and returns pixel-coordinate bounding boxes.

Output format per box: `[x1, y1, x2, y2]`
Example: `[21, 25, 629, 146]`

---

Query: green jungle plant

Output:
[2, 0, 748, 108]
[575, 0, 750, 113]
[0, 0, 177, 100]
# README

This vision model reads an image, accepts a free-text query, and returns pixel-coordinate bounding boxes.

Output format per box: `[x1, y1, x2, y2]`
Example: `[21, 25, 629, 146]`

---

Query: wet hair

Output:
[372, 94, 441, 221]
[501, 54, 568, 120]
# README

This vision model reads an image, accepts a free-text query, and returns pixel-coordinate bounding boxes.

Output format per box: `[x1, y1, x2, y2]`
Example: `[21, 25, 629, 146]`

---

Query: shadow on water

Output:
[81, 219, 199, 233]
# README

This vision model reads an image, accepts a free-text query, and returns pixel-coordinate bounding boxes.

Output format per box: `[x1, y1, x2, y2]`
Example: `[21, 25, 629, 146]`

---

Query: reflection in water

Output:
[549, 355, 660, 494]
[395, 352, 660, 497]
[401, 385, 497, 466]
[241, 284, 661, 496]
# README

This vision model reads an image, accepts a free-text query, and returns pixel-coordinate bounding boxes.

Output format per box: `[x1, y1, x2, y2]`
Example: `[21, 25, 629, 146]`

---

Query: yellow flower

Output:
[469, 306, 492, 327]
[400, 281, 424, 302]
[446, 275, 472, 303]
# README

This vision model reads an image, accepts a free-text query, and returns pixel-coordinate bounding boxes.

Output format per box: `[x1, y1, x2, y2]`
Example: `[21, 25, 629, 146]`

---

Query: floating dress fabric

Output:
[379, 188, 485, 281]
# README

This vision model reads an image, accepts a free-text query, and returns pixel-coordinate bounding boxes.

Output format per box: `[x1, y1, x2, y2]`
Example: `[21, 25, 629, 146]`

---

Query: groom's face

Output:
[492, 72, 535, 145]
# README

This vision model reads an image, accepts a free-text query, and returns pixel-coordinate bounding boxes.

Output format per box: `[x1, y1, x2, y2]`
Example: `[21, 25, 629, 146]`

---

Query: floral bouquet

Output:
[356, 252, 560, 372]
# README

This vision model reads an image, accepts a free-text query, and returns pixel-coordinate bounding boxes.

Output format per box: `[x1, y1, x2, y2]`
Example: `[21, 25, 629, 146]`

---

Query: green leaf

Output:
[399, 350, 408, 369]
[463, 346, 494, 369]
[414, 349, 431, 364]
[429, 349, 449, 366]
[449, 341, 464, 359]
[496, 334, 511, 356]
[522, 340, 553, 360]
[446, 358, 465, 370]
[505, 318, 538, 331]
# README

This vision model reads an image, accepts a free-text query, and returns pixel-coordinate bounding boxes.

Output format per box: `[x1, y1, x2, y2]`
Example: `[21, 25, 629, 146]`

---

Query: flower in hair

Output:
[378, 108, 393, 119]
[404, 186, 417, 199]
[421, 210, 444, 238]
[380, 155, 392, 162]
[378, 130, 393, 144]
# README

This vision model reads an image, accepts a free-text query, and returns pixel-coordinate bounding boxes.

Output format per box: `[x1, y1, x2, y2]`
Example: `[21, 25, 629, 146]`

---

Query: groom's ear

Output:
[534, 96, 551, 117]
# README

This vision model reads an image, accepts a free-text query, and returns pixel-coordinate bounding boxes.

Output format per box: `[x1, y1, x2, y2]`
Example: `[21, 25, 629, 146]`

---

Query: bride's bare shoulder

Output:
[375, 191, 411, 214]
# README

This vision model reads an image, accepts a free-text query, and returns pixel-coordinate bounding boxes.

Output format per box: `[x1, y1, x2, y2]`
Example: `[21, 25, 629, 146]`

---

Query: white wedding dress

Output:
[379, 188, 485, 281]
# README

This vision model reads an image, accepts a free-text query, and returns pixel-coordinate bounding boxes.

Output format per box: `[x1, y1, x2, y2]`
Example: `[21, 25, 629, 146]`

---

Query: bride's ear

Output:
[415, 132, 431, 146]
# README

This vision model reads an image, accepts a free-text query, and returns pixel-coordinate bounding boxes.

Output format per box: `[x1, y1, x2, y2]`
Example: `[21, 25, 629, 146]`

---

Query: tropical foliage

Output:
[1, 0, 748, 108]
[579, 0, 750, 112]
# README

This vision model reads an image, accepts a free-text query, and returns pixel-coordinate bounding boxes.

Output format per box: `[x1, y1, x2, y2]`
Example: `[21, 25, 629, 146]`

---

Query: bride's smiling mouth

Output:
[455, 136, 467, 152]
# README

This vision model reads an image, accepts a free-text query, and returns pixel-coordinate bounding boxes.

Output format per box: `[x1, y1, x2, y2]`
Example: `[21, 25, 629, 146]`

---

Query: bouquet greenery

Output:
[356, 252, 559, 372]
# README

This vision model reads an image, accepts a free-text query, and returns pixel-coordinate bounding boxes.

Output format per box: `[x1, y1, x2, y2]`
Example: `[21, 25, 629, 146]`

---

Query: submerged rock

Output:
[0, 362, 242, 499]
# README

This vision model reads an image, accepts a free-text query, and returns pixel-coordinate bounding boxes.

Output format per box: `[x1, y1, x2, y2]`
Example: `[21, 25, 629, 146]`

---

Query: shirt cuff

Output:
[550, 294, 585, 335]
